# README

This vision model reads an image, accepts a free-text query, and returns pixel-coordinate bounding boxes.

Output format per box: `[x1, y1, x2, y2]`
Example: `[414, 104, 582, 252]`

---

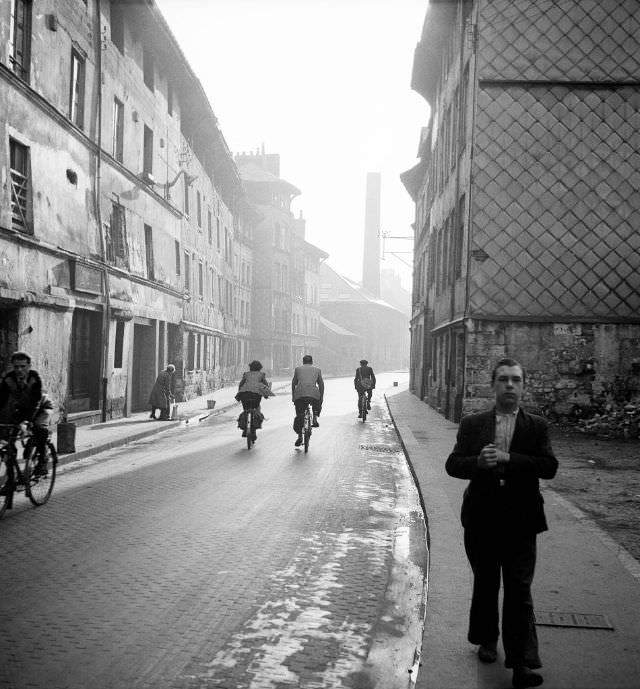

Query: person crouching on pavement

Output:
[445, 358, 558, 689]
[235, 360, 274, 437]
[148, 364, 175, 420]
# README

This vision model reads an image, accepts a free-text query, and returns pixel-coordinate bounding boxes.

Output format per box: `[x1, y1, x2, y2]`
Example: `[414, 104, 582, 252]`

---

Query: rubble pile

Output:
[576, 403, 640, 439]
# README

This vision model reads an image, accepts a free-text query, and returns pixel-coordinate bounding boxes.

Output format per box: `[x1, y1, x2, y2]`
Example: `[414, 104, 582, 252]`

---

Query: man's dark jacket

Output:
[445, 408, 558, 535]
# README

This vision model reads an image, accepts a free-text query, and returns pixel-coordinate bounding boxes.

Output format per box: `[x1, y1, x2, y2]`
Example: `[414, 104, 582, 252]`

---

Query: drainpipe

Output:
[95, 0, 111, 422]
[460, 0, 481, 414]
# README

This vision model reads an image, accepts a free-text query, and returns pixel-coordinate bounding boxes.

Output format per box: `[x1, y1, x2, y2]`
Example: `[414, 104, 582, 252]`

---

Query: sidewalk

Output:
[385, 387, 640, 689]
[57, 378, 291, 465]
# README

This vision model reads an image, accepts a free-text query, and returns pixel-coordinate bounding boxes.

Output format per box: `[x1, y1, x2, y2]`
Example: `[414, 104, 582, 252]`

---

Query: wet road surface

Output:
[0, 373, 426, 689]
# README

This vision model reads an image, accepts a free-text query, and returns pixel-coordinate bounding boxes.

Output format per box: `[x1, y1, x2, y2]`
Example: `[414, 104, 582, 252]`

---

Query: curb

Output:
[56, 382, 292, 466]
[57, 405, 228, 466]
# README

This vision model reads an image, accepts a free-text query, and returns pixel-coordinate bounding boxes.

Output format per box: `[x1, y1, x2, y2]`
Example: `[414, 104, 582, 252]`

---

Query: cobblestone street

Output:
[0, 375, 426, 689]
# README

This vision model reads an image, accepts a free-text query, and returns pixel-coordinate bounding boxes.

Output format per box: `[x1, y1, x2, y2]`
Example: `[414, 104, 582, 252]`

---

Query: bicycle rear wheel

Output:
[0, 454, 11, 518]
[25, 441, 57, 506]
[246, 410, 254, 449]
[360, 394, 367, 422]
[303, 407, 311, 453]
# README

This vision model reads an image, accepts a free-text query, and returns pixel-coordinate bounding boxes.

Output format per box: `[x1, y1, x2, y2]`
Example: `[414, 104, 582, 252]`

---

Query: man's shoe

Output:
[295, 435, 303, 447]
[149, 413, 156, 420]
[312, 417, 319, 427]
[366, 402, 371, 410]
[478, 643, 497, 663]
[512, 667, 543, 688]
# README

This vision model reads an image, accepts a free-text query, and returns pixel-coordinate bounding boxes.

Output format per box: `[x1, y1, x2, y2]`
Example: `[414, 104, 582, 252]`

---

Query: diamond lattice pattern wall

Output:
[478, 0, 640, 82]
[471, 84, 640, 319]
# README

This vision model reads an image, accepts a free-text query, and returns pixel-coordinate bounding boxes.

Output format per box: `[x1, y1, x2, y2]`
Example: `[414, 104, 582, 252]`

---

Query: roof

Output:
[320, 263, 406, 316]
[320, 317, 360, 338]
[236, 161, 301, 197]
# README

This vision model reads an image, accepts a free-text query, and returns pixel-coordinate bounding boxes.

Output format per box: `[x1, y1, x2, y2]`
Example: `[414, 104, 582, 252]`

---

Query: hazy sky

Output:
[155, 0, 428, 289]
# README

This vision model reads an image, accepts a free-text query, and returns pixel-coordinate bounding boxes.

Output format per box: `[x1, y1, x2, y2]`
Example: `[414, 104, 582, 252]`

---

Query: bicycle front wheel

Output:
[25, 441, 57, 506]
[0, 454, 11, 518]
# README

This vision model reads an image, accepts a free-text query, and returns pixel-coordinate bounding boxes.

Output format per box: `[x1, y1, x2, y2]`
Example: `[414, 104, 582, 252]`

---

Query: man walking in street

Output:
[291, 354, 324, 447]
[445, 358, 558, 688]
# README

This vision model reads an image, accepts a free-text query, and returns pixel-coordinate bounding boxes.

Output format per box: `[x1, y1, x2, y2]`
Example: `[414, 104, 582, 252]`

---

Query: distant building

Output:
[404, 0, 640, 421]
[318, 317, 363, 377]
[381, 268, 411, 318]
[319, 263, 409, 372]
[235, 150, 328, 375]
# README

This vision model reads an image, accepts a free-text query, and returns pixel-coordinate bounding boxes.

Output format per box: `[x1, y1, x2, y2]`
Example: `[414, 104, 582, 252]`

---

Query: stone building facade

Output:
[404, 0, 640, 421]
[0, 0, 249, 424]
[235, 150, 327, 375]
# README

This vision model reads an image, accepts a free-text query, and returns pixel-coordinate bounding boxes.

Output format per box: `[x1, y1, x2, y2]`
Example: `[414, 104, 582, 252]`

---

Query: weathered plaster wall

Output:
[462, 320, 640, 418]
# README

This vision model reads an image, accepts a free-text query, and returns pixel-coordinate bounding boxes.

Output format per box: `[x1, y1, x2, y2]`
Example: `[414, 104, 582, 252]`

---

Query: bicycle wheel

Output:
[246, 410, 254, 449]
[303, 407, 311, 453]
[360, 394, 367, 422]
[25, 441, 57, 506]
[0, 453, 11, 518]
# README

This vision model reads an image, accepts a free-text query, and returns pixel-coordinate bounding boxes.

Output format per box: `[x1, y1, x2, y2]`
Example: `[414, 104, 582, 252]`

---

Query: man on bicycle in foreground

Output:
[354, 359, 376, 417]
[291, 354, 324, 447]
[0, 352, 54, 462]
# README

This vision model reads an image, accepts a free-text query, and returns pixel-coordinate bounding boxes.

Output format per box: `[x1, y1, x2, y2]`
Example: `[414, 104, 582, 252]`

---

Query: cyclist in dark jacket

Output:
[0, 351, 53, 453]
[354, 359, 376, 414]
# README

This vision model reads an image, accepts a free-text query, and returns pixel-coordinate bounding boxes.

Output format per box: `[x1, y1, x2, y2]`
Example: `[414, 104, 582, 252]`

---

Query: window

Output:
[198, 261, 204, 297]
[113, 321, 125, 368]
[110, 0, 124, 53]
[208, 209, 212, 244]
[10, 0, 32, 81]
[69, 49, 85, 128]
[209, 267, 215, 303]
[143, 46, 154, 91]
[9, 138, 31, 233]
[187, 332, 195, 370]
[216, 217, 221, 250]
[184, 179, 190, 217]
[175, 240, 181, 276]
[184, 251, 190, 290]
[107, 202, 128, 266]
[144, 224, 154, 280]
[167, 82, 173, 116]
[112, 98, 124, 162]
[197, 191, 202, 227]
[143, 125, 153, 177]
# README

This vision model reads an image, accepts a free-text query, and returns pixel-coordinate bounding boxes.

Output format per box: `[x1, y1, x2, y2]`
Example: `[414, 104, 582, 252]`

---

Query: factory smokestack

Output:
[362, 172, 381, 297]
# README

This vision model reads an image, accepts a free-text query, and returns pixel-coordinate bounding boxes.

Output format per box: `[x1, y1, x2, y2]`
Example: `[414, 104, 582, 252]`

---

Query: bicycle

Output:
[358, 390, 368, 422]
[0, 422, 58, 519]
[243, 407, 257, 449]
[302, 402, 312, 453]
[238, 393, 261, 449]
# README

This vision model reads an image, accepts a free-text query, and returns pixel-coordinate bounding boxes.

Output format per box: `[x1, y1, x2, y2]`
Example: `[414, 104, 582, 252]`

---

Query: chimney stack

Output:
[362, 172, 381, 297]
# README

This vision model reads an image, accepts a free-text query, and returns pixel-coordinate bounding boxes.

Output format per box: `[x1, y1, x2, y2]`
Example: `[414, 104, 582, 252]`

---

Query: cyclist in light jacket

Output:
[291, 354, 324, 446]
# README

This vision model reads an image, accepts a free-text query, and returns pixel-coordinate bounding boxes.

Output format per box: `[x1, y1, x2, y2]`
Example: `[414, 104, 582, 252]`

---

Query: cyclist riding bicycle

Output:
[0, 351, 54, 461]
[354, 359, 376, 417]
[291, 354, 324, 447]
[235, 360, 274, 437]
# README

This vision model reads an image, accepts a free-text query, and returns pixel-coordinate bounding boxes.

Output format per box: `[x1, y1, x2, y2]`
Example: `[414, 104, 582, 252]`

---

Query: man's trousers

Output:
[463, 528, 541, 669]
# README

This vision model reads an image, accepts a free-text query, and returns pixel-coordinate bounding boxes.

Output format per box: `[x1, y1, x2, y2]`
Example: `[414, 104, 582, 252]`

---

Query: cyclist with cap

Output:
[354, 359, 376, 416]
